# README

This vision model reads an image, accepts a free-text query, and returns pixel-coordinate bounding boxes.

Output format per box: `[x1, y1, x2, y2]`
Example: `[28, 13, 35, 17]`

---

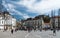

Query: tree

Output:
[43, 16, 50, 23]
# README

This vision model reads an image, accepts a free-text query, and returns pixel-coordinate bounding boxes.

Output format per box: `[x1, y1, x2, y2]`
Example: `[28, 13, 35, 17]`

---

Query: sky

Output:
[1, 0, 60, 20]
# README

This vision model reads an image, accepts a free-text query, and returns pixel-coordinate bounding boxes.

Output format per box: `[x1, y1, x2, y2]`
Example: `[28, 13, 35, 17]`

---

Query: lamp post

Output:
[39, 17, 42, 31]
[4, 11, 6, 31]
[58, 9, 60, 30]
[51, 10, 56, 35]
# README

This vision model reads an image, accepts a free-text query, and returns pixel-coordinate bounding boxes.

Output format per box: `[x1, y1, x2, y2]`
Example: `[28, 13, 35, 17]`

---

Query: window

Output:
[1, 20, 4, 24]
[2, 21, 3, 24]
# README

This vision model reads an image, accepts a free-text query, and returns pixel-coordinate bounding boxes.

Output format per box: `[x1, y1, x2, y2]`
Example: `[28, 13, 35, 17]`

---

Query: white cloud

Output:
[23, 14, 30, 19]
[7, 4, 15, 9]
[11, 9, 30, 19]
[3, 0, 60, 19]
[6, 7, 30, 19]
[2, 0, 15, 15]
[2, 0, 30, 19]
[6, 6, 30, 19]
[16, 0, 60, 14]
[2, 0, 15, 11]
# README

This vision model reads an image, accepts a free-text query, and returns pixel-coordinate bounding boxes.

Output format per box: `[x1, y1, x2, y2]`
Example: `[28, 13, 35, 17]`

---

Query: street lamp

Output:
[3, 11, 6, 31]
[40, 17, 42, 31]
[58, 9, 60, 30]
[51, 10, 56, 35]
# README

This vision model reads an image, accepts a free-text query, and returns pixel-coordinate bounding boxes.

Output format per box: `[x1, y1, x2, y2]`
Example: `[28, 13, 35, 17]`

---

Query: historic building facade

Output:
[0, 12, 16, 30]
[22, 15, 50, 29]
[50, 16, 60, 29]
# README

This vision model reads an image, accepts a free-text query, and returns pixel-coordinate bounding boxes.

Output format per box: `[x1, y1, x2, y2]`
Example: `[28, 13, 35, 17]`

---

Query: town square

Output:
[0, 0, 60, 38]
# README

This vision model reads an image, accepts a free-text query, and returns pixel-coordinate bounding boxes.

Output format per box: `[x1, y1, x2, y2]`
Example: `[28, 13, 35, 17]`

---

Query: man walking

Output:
[11, 29, 13, 34]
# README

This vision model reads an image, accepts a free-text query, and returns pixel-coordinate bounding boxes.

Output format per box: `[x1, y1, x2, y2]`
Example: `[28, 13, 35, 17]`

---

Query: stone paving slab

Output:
[0, 30, 60, 38]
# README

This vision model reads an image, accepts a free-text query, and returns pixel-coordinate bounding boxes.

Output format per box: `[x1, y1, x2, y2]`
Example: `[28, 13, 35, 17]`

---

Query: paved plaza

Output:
[0, 30, 60, 38]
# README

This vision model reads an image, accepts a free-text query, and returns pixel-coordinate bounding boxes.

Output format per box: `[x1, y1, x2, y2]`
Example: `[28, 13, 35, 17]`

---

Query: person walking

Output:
[53, 29, 56, 36]
[11, 29, 13, 34]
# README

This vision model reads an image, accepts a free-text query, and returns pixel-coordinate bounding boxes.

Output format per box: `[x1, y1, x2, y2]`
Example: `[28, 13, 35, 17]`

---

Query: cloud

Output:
[11, 9, 30, 19]
[9, 8, 30, 19]
[2, 0, 30, 19]
[16, 0, 60, 14]
[3, 0, 60, 19]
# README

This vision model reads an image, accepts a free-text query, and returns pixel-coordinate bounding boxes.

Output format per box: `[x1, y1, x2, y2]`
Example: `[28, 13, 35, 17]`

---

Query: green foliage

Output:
[43, 16, 50, 23]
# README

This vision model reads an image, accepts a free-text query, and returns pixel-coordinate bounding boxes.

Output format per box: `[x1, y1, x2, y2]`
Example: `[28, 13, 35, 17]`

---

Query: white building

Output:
[50, 16, 60, 28]
[0, 13, 4, 30]
[0, 12, 16, 30]
[12, 18, 16, 29]
[0, 19, 5, 29]
[22, 15, 50, 29]
[22, 16, 45, 29]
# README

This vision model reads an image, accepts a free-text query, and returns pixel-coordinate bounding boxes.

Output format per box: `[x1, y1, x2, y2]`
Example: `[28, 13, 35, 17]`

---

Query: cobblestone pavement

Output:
[0, 30, 28, 38]
[0, 30, 60, 38]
